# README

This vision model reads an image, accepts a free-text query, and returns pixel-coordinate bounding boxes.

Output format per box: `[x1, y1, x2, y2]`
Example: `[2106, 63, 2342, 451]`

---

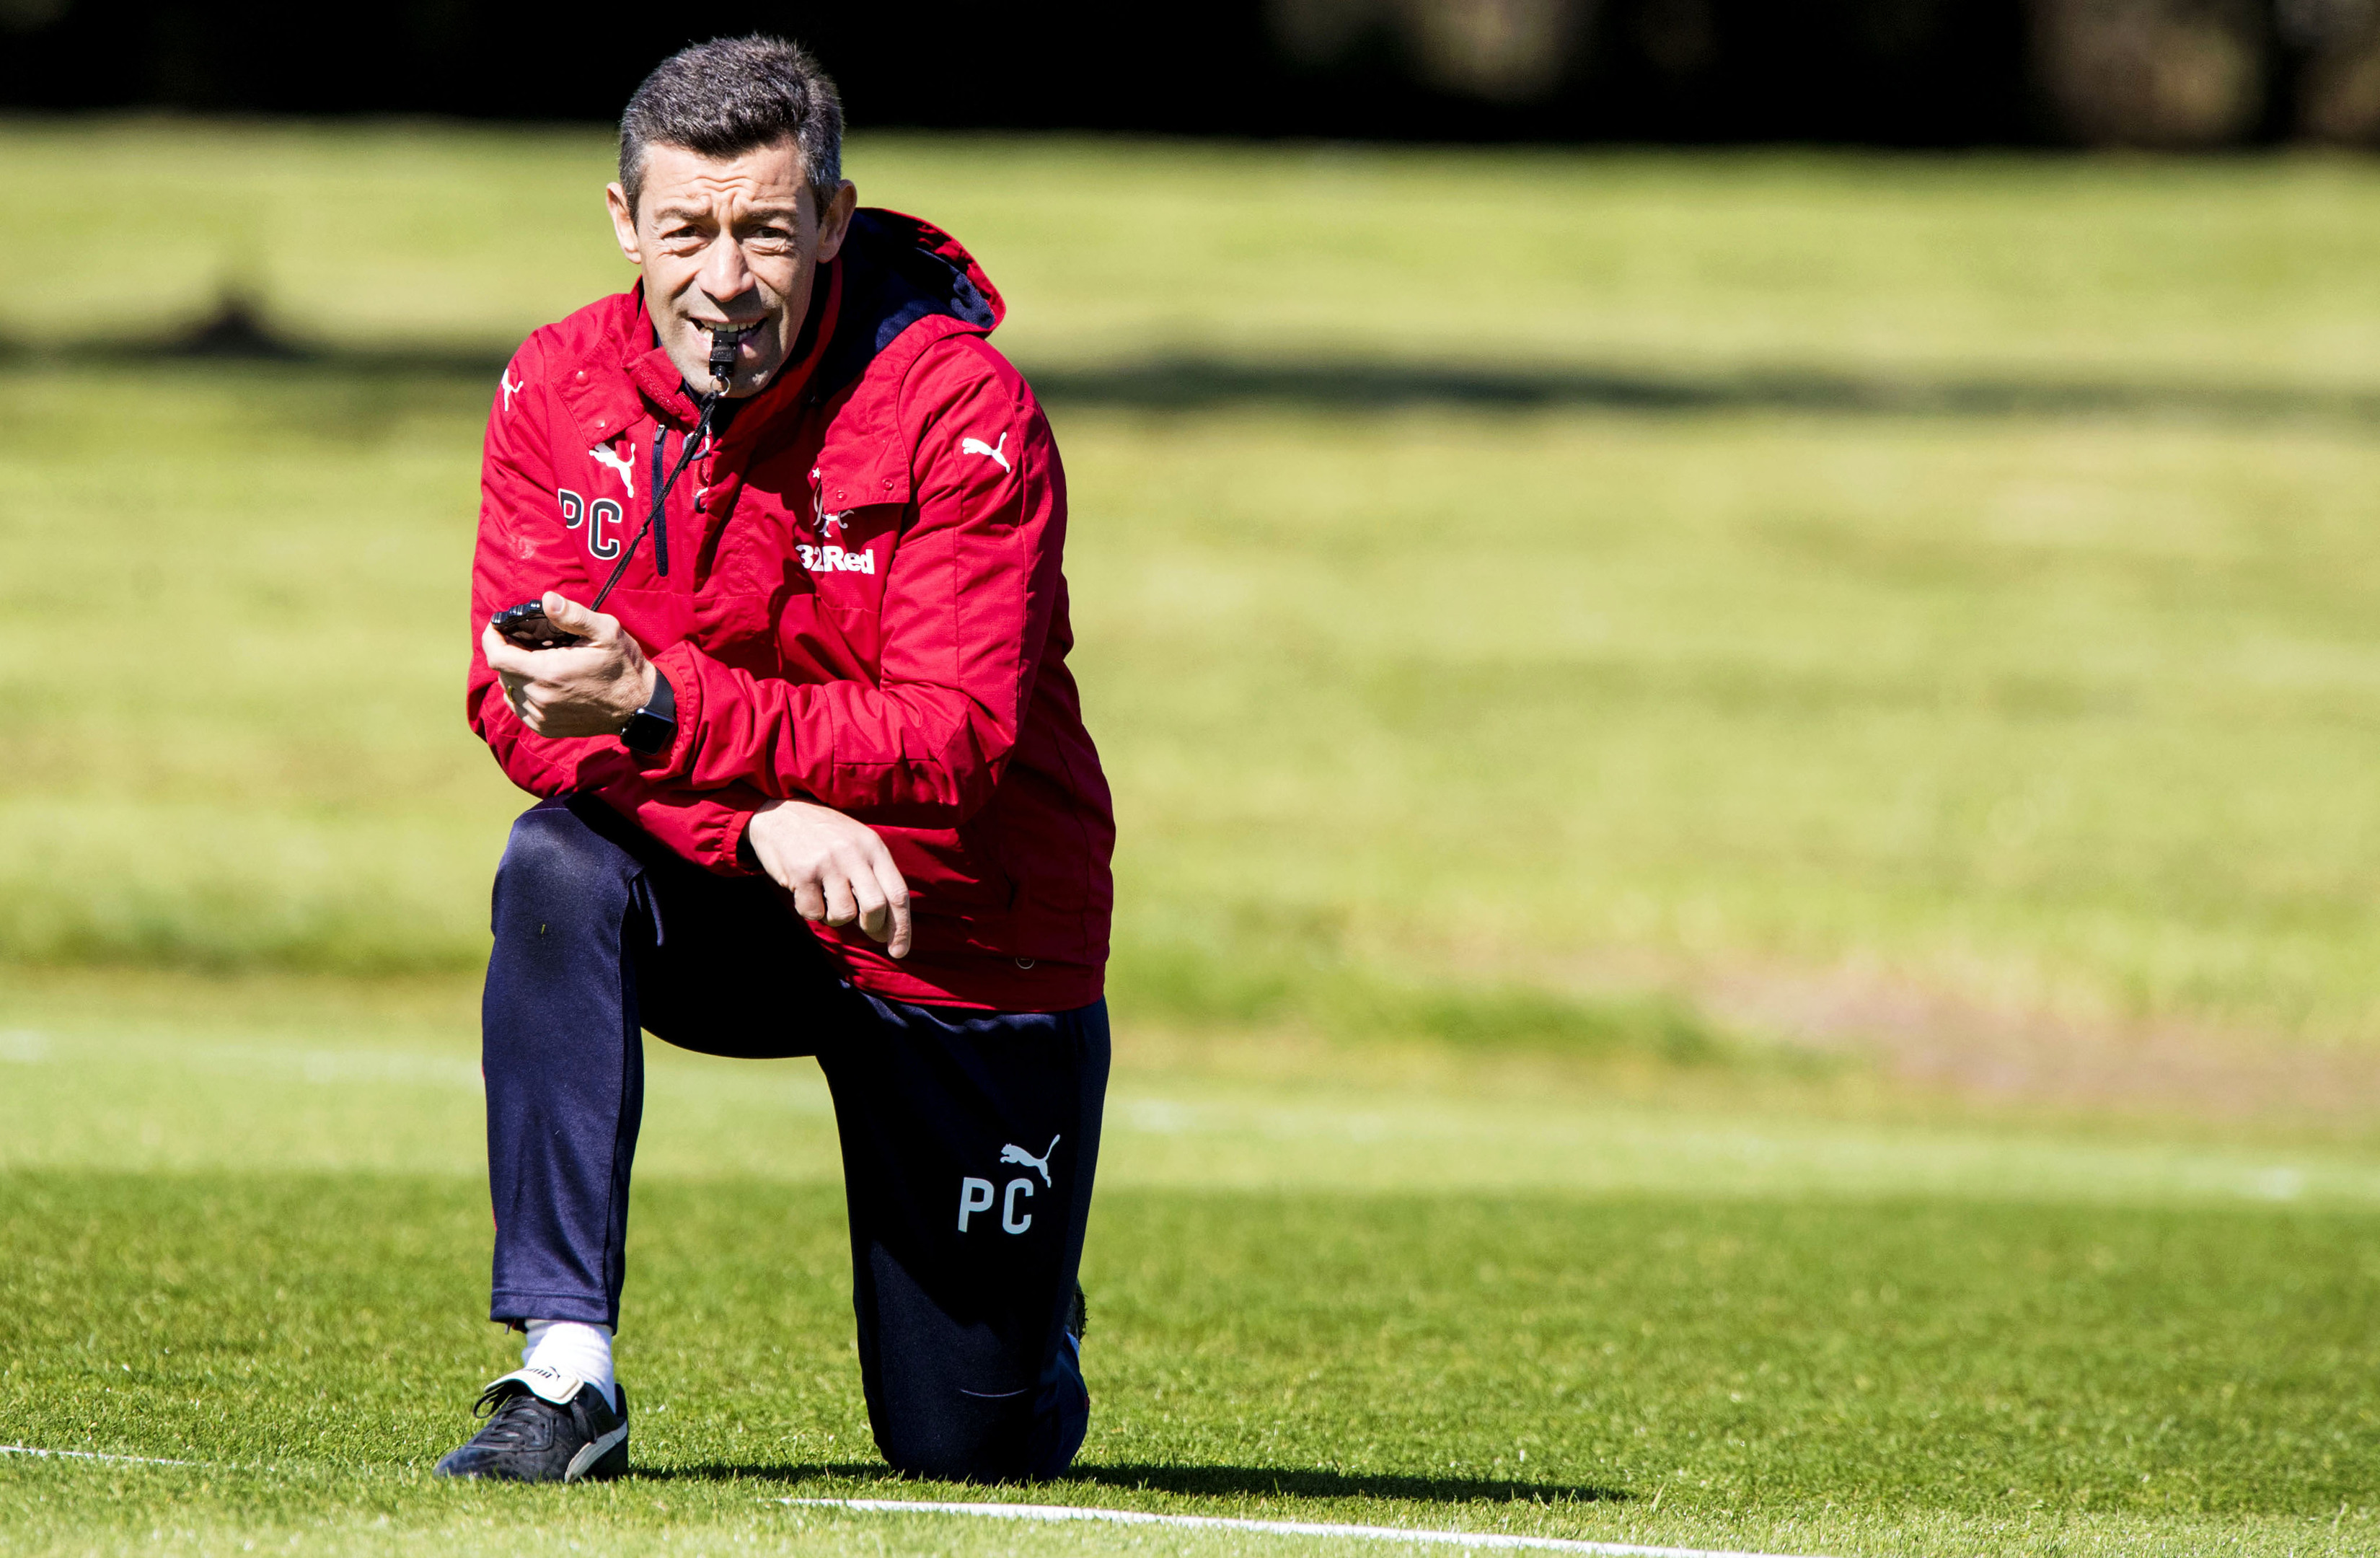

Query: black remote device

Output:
[491, 600, 586, 649]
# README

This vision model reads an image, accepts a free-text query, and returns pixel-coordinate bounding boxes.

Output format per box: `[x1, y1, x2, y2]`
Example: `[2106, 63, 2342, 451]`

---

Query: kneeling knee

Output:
[498, 804, 627, 905]
[876, 1417, 1032, 1484]
[873, 1375, 1088, 1483]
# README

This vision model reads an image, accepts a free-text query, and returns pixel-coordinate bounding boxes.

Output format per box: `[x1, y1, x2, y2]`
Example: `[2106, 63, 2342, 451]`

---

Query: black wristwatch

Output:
[620, 669, 677, 756]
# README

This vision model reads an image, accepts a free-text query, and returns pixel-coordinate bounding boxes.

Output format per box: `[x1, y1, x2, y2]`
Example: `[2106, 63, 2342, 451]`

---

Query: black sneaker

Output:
[432, 1365, 628, 1482]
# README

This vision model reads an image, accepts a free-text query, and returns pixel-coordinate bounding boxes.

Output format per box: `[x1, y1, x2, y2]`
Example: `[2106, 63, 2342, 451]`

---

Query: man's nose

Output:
[698, 233, 756, 309]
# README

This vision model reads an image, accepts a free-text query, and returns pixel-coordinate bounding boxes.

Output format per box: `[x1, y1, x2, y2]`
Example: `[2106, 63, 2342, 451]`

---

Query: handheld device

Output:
[492, 600, 583, 650]
[491, 322, 752, 651]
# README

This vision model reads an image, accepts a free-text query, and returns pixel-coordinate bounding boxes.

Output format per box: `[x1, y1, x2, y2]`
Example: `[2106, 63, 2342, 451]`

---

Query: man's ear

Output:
[814, 182, 858, 265]
[604, 182, 643, 266]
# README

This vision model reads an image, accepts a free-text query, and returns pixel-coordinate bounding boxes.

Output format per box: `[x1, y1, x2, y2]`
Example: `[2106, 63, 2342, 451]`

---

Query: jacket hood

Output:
[808, 208, 1003, 404]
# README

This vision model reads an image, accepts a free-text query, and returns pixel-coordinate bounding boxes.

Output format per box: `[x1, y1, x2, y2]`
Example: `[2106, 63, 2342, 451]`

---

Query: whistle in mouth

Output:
[707, 325, 748, 390]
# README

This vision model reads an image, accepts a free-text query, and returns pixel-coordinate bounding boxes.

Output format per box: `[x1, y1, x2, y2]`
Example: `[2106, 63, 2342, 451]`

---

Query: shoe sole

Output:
[565, 1423, 629, 1482]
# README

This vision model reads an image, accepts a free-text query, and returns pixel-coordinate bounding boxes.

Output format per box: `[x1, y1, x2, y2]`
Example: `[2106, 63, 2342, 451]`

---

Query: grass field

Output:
[6, 972, 2380, 1557]
[6, 120, 2380, 1554]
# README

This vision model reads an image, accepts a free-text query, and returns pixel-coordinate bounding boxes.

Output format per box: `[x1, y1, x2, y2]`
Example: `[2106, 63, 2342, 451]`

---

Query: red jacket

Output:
[468, 210, 1114, 1012]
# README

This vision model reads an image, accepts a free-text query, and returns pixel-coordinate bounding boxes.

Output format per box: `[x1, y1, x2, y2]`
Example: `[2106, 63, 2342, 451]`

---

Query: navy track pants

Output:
[481, 794, 1105, 1481]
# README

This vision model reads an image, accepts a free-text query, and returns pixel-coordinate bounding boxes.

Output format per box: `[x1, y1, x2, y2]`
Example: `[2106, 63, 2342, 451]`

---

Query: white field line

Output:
[0, 1444, 191, 1466]
[780, 1497, 1832, 1558]
[0, 1453, 1825, 1557]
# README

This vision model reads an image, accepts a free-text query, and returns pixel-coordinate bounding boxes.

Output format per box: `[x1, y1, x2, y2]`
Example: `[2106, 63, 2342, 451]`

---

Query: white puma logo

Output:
[961, 432, 1010, 472]
[500, 369, 524, 413]
[999, 1133, 1059, 1188]
[589, 443, 635, 498]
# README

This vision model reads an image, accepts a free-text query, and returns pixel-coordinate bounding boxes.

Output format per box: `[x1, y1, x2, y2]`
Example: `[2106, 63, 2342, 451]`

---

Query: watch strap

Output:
[620, 669, 677, 756]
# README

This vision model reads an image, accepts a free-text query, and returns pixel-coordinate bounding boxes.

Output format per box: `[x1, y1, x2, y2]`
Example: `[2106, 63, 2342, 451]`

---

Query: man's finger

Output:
[820, 871, 859, 928]
[484, 628, 602, 684]
[850, 871, 888, 938]
[482, 624, 535, 677]
[790, 876, 827, 923]
[869, 853, 912, 959]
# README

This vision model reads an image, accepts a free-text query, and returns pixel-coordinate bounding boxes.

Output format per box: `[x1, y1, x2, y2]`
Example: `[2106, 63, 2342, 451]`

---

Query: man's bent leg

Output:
[482, 796, 657, 1329]
[819, 998, 1110, 1482]
[483, 793, 841, 1329]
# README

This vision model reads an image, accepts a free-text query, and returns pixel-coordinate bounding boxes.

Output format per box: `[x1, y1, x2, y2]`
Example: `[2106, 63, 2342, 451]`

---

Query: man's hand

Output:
[481, 592, 656, 739]
[746, 800, 912, 959]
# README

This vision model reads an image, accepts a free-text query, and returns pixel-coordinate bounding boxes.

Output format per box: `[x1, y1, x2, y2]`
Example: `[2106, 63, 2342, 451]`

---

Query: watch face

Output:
[622, 709, 676, 756]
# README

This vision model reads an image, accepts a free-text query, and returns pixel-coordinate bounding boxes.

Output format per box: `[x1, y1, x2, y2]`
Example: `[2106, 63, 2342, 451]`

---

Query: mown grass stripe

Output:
[783, 1497, 1830, 1557]
[0, 1444, 190, 1466]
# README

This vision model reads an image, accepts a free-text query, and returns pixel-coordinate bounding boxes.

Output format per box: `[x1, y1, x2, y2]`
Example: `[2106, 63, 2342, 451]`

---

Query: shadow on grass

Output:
[643, 1459, 1629, 1505]
[6, 299, 2378, 427]
[0, 302, 513, 380]
[1072, 1462, 1631, 1505]
[1028, 353, 2380, 424]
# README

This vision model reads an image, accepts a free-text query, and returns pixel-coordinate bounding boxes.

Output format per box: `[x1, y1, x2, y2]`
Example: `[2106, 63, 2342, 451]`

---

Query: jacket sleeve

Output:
[639, 335, 1067, 829]
[465, 338, 767, 874]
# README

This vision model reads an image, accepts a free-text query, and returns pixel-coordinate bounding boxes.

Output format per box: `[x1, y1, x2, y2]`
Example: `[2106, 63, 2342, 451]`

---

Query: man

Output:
[434, 35, 1114, 1484]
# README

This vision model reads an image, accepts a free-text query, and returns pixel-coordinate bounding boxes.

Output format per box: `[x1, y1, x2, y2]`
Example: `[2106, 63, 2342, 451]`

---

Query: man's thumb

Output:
[542, 591, 603, 635]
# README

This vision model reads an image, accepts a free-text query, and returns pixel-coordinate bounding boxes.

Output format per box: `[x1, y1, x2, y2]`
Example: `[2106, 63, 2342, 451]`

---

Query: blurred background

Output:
[6, 0, 2380, 1131]
[12, 0, 2380, 148]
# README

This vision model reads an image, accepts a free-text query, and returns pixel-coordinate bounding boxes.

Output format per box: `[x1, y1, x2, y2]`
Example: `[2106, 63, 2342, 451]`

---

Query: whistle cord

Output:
[590, 390, 719, 614]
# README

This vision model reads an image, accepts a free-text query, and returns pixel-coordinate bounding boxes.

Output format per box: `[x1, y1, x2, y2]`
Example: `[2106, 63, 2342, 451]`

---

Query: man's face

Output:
[604, 138, 855, 398]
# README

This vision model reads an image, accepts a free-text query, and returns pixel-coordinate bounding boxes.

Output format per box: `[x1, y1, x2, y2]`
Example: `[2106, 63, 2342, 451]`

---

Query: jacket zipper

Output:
[648, 423, 669, 577]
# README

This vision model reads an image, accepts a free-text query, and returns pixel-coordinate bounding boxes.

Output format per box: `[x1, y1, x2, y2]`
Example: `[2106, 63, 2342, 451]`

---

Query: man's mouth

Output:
[701, 322, 762, 389]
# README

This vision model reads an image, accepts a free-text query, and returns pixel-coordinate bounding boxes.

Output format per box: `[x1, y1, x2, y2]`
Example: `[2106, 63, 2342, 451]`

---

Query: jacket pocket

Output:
[881, 822, 1016, 916]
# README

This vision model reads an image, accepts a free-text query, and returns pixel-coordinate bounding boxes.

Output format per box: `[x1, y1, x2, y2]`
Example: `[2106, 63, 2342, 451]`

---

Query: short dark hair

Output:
[619, 35, 844, 216]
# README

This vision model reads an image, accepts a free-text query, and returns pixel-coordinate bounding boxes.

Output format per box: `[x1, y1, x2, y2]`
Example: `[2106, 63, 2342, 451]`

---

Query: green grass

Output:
[5, 973, 2380, 1557]
[9, 1176, 2380, 1556]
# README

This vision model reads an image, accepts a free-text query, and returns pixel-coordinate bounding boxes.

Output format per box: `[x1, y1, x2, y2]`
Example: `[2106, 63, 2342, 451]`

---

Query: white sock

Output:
[522, 1319, 616, 1411]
